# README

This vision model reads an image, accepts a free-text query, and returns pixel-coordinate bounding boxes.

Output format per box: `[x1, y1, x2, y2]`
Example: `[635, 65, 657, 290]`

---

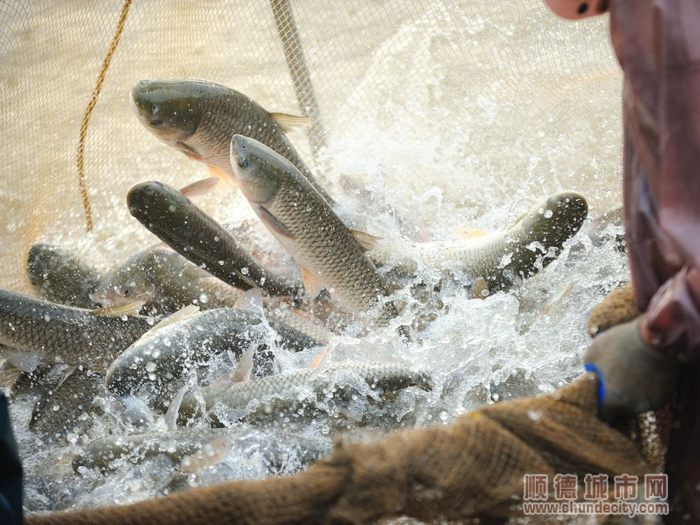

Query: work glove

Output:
[583, 318, 680, 420]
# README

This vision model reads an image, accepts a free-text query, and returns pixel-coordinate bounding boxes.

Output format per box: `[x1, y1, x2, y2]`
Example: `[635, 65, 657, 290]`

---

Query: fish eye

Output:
[122, 289, 131, 297]
[238, 157, 249, 169]
[152, 104, 159, 113]
[150, 119, 164, 127]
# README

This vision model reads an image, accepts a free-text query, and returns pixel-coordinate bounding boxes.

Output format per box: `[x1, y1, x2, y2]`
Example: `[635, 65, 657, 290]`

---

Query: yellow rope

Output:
[76, 0, 133, 233]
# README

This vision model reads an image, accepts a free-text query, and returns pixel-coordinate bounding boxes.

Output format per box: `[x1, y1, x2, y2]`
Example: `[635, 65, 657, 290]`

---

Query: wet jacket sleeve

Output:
[611, 0, 700, 365]
[0, 392, 23, 525]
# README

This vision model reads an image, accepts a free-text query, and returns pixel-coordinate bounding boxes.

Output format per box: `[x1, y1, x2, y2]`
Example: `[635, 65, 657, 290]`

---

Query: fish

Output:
[179, 361, 433, 426]
[369, 191, 588, 295]
[129, 78, 334, 205]
[104, 308, 323, 401]
[10, 364, 106, 440]
[93, 245, 245, 315]
[0, 289, 154, 372]
[230, 135, 403, 332]
[72, 427, 330, 475]
[26, 243, 102, 309]
[127, 181, 303, 297]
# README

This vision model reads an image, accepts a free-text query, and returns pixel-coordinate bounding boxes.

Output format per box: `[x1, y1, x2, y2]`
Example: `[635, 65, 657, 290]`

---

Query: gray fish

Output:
[93, 245, 245, 315]
[26, 243, 102, 309]
[129, 78, 334, 204]
[104, 308, 322, 400]
[230, 135, 401, 331]
[369, 192, 588, 294]
[127, 181, 303, 297]
[72, 427, 330, 475]
[0, 289, 154, 372]
[180, 361, 432, 425]
[11, 364, 106, 440]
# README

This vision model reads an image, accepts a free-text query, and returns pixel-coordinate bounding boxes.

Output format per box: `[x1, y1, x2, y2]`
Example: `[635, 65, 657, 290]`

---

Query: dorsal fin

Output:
[350, 230, 382, 251]
[150, 304, 200, 332]
[91, 298, 146, 317]
[270, 112, 311, 132]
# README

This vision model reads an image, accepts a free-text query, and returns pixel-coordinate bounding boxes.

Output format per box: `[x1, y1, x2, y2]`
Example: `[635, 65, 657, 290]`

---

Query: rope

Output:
[76, 0, 133, 233]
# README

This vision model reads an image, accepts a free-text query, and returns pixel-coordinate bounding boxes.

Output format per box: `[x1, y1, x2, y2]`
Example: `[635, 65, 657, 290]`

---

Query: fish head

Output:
[229, 135, 283, 204]
[92, 268, 154, 310]
[130, 79, 203, 155]
[91, 247, 168, 308]
[518, 191, 588, 253]
[127, 181, 192, 231]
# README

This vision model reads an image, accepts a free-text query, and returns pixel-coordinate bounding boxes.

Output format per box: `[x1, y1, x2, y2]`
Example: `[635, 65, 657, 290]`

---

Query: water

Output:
[1, 0, 629, 520]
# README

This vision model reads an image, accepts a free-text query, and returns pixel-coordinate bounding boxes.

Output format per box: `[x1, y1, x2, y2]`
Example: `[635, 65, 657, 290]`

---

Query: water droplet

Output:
[544, 209, 553, 218]
[146, 361, 157, 373]
[527, 410, 543, 421]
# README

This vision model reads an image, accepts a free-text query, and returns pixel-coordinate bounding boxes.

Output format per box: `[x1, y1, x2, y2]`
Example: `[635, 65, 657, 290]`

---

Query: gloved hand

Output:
[584, 318, 681, 420]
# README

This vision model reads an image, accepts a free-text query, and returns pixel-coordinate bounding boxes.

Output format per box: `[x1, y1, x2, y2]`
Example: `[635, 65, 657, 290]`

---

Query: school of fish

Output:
[1, 77, 623, 512]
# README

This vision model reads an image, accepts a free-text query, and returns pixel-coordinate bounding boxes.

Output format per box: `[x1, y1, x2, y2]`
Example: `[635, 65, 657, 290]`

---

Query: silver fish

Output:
[130, 78, 334, 204]
[230, 135, 402, 332]
[369, 191, 588, 294]
[104, 308, 322, 401]
[180, 361, 432, 426]
[26, 243, 102, 309]
[0, 289, 153, 372]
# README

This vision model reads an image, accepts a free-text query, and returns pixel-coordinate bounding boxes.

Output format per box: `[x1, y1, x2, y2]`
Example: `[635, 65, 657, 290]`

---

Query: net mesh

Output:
[0, 0, 622, 294]
[1, 0, 661, 522]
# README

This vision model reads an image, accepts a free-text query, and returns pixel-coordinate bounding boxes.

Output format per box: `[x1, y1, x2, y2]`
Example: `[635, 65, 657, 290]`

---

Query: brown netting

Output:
[587, 283, 641, 337]
[26, 375, 652, 525]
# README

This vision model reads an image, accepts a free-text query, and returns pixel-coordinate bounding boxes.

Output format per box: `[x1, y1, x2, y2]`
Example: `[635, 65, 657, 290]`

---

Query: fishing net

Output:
[0, 0, 667, 522]
[26, 375, 660, 524]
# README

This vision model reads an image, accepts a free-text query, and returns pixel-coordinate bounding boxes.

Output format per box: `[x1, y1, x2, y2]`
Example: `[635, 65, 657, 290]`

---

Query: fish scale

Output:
[104, 308, 322, 399]
[182, 361, 433, 420]
[230, 135, 401, 329]
[130, 79, 333, 204]
[369, 192, 588, 293]
[0, 290, 153, 372]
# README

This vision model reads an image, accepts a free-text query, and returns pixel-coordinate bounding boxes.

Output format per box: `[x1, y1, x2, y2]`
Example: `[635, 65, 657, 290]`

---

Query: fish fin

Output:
[177, 141, 204, 162]
[179, 177, 220, 198]
[0, 365, 21, 390]
[350, 230, 382, 251]
[231, 347, 254, 383]
[91, 298, 146, 317]
[455, 228, 489, 239]
[165, 385, 189, 431]
[55, 367, 77, 389]
[150, 304, 200, 332]
[233, 288, 264, 314]
[207, 165, 235, 188]
[471, 277, 489, 300]
[270, 112, 311, 132]
[255, 205, 296, 240]
[5, 350, 38, 373]
[180, 436, 231, 474]
[309, 346, 330, 369]
[301, 267, 324, 299]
